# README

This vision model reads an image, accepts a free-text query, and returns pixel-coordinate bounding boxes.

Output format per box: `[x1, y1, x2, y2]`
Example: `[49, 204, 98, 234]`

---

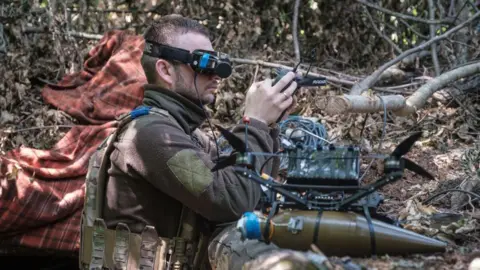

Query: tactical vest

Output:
[79, 106, 210, 270]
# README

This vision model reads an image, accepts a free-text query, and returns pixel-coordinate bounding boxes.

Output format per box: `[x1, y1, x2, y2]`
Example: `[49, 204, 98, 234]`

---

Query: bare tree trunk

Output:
[428, 0, 441, 76]
[454, 0, 471, 65]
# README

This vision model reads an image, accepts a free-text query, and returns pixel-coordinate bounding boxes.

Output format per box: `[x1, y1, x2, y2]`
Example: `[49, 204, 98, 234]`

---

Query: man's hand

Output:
[280, 95, 298, 122]
[244, 72, 297, 125]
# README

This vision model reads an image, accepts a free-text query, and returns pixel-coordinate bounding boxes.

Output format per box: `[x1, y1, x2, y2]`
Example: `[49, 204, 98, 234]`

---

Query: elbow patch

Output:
[167, 149, 214, 197]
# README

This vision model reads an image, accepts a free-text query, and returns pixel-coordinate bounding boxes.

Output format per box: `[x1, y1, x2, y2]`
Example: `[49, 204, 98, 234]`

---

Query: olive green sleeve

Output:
[118, 116, 278, 222]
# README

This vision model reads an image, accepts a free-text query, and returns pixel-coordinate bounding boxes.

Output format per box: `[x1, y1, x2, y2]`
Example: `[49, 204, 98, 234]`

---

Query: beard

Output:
[174, 75, 213, 105]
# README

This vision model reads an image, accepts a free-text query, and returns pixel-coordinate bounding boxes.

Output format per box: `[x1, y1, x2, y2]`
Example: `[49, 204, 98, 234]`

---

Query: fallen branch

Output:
[400, 50, 431, 68]
[316, 94, 406, 115]
[315, 62, 480, 115]
[350, 11, 480, 95]
[396, 61, 480, 116]
[23, 26, 103, 40]
[0, 125, 74, 134]
[231, 58, 356, 86]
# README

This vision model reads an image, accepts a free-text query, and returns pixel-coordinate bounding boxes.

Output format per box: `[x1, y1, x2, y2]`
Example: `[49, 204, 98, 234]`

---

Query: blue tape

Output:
[243, 212, 261, 240]
[130, 106, 151, 119]
[199, 53, 210, 68]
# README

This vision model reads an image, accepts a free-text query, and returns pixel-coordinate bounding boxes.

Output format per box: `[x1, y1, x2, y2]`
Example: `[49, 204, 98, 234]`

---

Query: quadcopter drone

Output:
[211, 121, 435, 220]
[210, 49, 434, 220]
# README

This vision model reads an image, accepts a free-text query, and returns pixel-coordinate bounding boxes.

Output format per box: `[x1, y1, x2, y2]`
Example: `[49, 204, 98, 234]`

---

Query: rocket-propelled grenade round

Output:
[236, 210, 447, 257]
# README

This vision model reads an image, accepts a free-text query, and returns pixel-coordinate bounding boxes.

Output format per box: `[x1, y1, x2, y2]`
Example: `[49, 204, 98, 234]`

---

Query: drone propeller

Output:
[211, 124, 249, 172]
[403, 157, 435, 180]
[384, 131, 434, 180]
[215, 124, 247, 152]
[391, 131, 423, 158]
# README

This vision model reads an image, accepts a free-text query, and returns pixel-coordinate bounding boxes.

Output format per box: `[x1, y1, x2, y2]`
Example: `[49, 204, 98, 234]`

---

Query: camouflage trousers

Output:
[207, 224, 330, 270]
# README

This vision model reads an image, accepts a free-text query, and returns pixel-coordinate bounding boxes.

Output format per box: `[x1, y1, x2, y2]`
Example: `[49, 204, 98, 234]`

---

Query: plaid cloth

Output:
[0, 29, 147, 254]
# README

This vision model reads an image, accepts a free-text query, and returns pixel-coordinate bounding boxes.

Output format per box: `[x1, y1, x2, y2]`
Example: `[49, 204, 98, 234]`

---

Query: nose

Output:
[210, 74, 221, 82]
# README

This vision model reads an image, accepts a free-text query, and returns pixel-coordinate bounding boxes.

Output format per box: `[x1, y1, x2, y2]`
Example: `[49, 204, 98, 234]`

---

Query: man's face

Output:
[169, 32, 220, 105]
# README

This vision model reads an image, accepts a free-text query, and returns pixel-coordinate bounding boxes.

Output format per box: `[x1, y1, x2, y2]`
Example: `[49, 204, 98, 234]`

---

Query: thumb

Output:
[262, 78, 273, 87]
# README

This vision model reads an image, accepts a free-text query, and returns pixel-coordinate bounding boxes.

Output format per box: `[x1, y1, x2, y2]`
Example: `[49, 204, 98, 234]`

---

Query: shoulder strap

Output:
[83, 105, 181, 226]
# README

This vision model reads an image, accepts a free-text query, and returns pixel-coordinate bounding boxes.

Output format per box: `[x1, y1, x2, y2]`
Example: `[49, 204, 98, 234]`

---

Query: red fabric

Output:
[0, 29, 146, 253]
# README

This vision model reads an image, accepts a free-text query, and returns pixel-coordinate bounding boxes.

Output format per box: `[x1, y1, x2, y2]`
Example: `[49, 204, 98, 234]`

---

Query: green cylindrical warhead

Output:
[237, 210, 447, 257]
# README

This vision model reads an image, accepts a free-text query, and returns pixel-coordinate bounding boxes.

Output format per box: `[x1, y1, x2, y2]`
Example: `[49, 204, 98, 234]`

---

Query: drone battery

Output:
[285, 145, 361, 186]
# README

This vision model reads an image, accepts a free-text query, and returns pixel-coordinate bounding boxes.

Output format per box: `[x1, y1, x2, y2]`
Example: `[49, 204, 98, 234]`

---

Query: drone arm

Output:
[234, 167, 310, 207]
[217, 117, 282, 175]
[338, 171, 403, 209]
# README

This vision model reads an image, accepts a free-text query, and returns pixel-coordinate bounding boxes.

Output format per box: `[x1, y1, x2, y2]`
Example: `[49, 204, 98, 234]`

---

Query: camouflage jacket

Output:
[102, 84, 281, 238]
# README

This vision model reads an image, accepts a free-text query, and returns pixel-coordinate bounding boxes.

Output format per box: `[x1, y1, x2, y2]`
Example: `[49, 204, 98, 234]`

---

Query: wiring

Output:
[258, 116, 329, 174]
[259, 149, 284, 174]
[358, 95, 387, 183]
[194, 73, 220, 161]
[279, 115, 329, 149]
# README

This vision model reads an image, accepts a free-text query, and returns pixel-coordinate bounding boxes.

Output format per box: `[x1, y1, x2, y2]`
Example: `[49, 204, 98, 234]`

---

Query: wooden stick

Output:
[1, 125, 74, 134]
[23, 26, 104, 40]
[231, 58, 356, 86]
[292, 0, 301, 62]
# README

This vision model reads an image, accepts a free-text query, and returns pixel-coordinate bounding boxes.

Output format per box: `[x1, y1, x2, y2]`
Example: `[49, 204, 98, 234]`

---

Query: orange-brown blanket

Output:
[0, 29, 146, 253]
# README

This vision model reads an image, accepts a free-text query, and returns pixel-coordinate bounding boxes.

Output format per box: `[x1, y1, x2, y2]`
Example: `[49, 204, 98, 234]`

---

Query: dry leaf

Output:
[1, 110, 15, 125]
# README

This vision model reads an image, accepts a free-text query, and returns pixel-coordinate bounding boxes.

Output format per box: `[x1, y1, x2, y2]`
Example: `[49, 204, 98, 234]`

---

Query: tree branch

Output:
[317, 94, 406, 115]
[23, 26, 103, 40]
[231, 58, 356, 86]
[357, 0, 454, 25]
[292, 0, 301, 62]
[428, 0, 441, 76]
[396, 61, 480, 116]
[364, 6, 402, 54]
[350, 11, 480, 95]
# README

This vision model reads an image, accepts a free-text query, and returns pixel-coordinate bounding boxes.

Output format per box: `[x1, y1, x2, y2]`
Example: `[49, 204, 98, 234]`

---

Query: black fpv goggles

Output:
[143, 40, 232, 78]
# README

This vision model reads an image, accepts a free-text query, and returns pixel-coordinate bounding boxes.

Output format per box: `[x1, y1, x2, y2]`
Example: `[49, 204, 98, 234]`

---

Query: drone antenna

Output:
[242, 116, 250, 152]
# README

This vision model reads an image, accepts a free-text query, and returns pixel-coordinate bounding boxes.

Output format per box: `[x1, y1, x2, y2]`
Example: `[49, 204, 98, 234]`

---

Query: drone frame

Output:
[212, 125, 435, 218]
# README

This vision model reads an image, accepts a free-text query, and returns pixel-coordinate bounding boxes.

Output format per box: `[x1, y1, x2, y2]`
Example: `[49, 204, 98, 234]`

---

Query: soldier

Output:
[78, 14, 303, 270]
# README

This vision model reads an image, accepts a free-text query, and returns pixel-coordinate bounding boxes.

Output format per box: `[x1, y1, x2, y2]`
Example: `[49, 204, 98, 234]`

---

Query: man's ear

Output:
[155, 59, 175, 89]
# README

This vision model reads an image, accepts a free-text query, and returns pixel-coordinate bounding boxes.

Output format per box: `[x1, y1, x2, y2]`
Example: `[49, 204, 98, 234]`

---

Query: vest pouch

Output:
[89, 218, 107, 270]
[139, 225, 160, 270]
[84, 147, 106, 227]
[113, 223, 130, 270]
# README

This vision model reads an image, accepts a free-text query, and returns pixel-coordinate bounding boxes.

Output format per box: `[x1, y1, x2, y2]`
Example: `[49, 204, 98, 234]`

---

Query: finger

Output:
[286, 96, 298, 112]
[247, 80, 262, 93]
[273, 80, 297, 104]
[272, 72, 296, 93]
[282, 80, 298, 97]
[279, 95, 293, 111]
[261, 78, 273, 91]
[291, 95, 298, 104]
